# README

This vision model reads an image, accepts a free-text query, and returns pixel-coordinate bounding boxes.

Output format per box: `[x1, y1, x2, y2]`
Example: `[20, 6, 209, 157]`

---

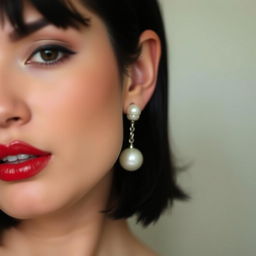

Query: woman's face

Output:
[0, 1, 124, 218]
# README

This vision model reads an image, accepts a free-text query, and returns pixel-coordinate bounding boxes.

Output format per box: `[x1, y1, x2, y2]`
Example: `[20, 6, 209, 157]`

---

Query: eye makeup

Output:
[25, 44, 77, 67]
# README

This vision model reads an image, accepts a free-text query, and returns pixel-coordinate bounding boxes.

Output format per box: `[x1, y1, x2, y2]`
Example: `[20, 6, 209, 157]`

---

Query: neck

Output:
[3, 217, 134, 256]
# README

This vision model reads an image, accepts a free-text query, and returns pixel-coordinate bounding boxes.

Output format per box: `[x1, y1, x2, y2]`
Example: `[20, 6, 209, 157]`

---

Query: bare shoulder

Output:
[136, 248, 159, 256]
[130, 236, 160, 256]
[137, 246, 159, 256]
[135, 246, 159, 256]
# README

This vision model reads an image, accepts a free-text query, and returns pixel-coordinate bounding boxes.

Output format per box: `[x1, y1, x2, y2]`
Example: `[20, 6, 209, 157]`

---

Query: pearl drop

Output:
[119, 148, 143, 171]
[127, 104, 141, 121]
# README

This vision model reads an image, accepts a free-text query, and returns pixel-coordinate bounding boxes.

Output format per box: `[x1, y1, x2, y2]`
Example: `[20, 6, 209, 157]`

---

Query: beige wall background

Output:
[128, 0, 256, 255]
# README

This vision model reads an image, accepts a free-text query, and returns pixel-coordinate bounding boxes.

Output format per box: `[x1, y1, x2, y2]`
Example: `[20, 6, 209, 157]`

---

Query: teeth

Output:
[6, 156, 18, 162]
[2, 154, 34, 163]
[18, 154, 32, 160]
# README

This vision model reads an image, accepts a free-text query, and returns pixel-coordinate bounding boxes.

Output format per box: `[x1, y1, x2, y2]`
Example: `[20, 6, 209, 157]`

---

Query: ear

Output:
[122, 30, 162, 113]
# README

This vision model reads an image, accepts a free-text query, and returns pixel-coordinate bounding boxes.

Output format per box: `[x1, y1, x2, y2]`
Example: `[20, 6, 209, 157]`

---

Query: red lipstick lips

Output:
[0, 140, 51, 181]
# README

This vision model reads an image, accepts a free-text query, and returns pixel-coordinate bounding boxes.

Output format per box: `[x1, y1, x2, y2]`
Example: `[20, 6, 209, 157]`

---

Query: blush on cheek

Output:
[44, 56, 124, 171]
[76, 72, 124, 167]
[59, 46, 123, 128]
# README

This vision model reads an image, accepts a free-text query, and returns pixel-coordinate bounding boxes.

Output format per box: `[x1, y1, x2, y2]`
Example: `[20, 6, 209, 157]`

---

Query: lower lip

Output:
[0, 155, 51, 181]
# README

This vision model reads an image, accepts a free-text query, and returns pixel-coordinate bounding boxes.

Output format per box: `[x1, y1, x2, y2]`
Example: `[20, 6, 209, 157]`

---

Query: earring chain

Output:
[129, 121, 135, 148]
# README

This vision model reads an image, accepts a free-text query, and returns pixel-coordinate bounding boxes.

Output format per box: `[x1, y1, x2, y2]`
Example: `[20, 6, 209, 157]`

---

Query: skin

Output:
[0, 1, 161, 255]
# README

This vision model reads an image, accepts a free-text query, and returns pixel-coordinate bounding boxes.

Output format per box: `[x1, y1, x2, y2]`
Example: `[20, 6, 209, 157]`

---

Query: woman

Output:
[0, 0, 188, 255]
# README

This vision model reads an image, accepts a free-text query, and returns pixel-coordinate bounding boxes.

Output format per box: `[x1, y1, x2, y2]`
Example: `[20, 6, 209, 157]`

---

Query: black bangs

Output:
[0, 0, 90, 36]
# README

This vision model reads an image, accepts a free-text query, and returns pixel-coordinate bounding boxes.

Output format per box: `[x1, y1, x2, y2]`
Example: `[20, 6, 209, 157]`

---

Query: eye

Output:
[25, 45, 76, 67]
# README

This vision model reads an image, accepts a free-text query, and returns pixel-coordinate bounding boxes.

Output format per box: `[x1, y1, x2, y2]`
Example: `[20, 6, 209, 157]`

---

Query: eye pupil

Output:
[41, 49, 58, 61]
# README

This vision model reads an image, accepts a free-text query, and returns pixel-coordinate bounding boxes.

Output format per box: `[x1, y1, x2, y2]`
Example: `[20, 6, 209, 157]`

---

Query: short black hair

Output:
[0, 0, 189, 231]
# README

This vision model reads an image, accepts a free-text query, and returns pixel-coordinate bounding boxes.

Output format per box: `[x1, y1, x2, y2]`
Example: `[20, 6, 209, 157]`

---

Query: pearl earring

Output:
[119, 104, 144, 171]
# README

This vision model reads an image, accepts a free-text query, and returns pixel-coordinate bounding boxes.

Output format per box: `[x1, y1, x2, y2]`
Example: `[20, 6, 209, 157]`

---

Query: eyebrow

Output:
[9, 18, 50, 41]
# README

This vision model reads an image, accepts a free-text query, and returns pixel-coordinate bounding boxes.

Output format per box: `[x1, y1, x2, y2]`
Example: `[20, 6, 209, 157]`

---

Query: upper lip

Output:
[0, 140, 51, 159]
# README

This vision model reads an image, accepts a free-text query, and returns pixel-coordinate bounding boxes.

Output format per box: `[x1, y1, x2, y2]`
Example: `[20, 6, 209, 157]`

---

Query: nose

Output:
[0, 91, 31, 129]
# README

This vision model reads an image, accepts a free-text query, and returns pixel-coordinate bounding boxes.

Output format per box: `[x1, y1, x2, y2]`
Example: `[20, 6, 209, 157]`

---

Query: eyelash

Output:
[25, 44, 76, 67]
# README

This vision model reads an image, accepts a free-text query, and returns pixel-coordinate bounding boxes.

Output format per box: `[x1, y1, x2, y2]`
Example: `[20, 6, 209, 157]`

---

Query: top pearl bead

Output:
[127, 104, 141, 121]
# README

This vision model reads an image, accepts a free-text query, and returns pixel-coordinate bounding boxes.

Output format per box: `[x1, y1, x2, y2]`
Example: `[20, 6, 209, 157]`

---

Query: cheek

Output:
[47, 56, 124, 153]
[34, 52, 122, 201]
[60, 67, 124, 168]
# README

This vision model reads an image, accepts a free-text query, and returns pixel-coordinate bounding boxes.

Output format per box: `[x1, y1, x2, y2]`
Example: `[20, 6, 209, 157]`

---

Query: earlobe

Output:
[122, 30, 162, 113]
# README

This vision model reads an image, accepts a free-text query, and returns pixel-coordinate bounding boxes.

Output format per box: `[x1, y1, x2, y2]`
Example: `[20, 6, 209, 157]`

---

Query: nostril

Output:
[7, 117, 21, 123]
[0, 116, 22, 128]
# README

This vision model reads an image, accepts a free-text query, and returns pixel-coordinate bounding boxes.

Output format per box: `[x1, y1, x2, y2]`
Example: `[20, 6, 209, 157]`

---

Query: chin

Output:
[0, 182, 61, 220]
[1, 198, 64, 220]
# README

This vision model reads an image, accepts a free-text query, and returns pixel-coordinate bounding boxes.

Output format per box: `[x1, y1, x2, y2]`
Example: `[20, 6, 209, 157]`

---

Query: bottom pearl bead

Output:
[119, 148, 143, 171]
